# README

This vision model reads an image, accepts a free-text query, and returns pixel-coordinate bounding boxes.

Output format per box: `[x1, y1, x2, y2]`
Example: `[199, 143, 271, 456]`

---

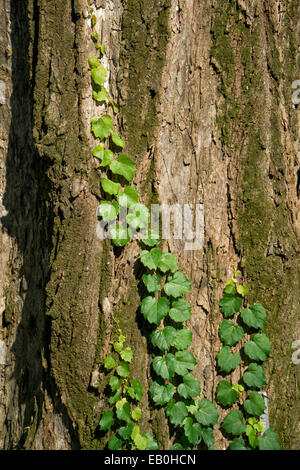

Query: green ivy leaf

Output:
[92, 143, 104, 159]
[166, 399, 188, 426]
[104, 355, 116, 370]
[158, 253, 178, 273]
[241, 304, 266, 330]
[150, 381, 175, 406]
[127, 379, 143, 402]
[177, 373, 201, 399]
[199, 427, 215, 448]
[88, 56, 100, 69]
[219, 294, 243, 317]
[221, 409, 246, 436]
[110, 154, 136, 182]
[108, 434, 123, 450]
[91, 66, 108, 85]
[118, 186, 138, 209]
[173, 327, 192, 350]
[120, 347, 133, 363]
[140, 248, 162, 270]
[164, 272, 191, 298]
[118, 421, 134, 441]
[150, 326, 176, 351]
[217, 346, 241, 374]
[224, 280, 236, 295]
[171, 443, 185, 450]
[258, 429, 281, 450]
[141, 296, 169, 325]
[174, 350, 196, 376]
[131, 407, 142, 422]
[152, 354, 176, 380]
[216, 380, 239, 407]
[141, 230, 160, 247]
[98, 201, 119, 222]
[244, 333, 271, 362]
[243, 391, 266, 417]
[246, 425, 258, 448]
[169, 299, 192, 322]
[145, 433, 159, 450]
[92, 115, 113, 140]
[131, 427, 148, 450]
[109, 389, 121, 405]
[195, 399, 219, 426]
[142, 273, 162, 294]
[242, 363, 267, 389]
[109, 224, 131, 247]
[109, 376, 122, 391]
[101, 178, 121, 195]
[92, 85, 109, 103]
[218, 320, 244, 346]
[111, 130, 125, 148]
[99, 149, 114, 167]
[183, 417, 202, 445]
[99, 410, 114, 431]
[229, 438, 248, 450]
[116, 401, 131, 423]
[116, 361, 130, 378]
[126, 203, 149, 230]
[236, 284, 249, 297]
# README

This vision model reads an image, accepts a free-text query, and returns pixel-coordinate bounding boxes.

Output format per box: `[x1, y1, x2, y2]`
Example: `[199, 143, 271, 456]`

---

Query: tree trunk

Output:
[0, 0, 299, 450]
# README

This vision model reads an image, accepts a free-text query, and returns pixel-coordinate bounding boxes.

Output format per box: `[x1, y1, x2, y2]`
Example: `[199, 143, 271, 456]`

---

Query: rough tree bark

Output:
[0, 0, 299, 450]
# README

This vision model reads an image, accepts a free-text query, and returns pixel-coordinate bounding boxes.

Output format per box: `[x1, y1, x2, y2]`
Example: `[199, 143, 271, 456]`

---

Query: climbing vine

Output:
[88, 12, 280, 451]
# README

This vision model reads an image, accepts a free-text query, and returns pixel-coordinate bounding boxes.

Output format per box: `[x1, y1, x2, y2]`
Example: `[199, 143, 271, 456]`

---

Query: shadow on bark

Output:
[1, 0, 78, 449]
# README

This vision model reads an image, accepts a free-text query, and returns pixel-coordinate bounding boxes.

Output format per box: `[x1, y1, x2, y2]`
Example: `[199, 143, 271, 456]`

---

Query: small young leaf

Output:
[93, 143, 104, 159]
[150, 381, 175, 406]
[108, 434, 123, 450]
[166, 399, 188, 427]
[126, 203, 149, 230]
[221, 409, 246, 436]
[236, 284, 249, 297]
[131, 407, 142, 422]
[169, 299, 192, 322]
[244, 333, 271, 362]
[219, 294, 243, 317]
[195, 399, 219, 426]
[174, 350, 196, 376]
[258, 429, 281, 450]
[241, 303, 266, 330]
[164, 272, 191, 298]
[152, 354, 176, 380]
[177, 373, 201, 399]
[216, 380, 239, 407]
[92, 115, 112, 140]
[99, 410, 114, 431]
[110, 154, 136, 182]
[104, 355, 116, 370]
[224, 280, 236, 295]
[242, 363, 267, 388]
[141, 296, 169, 325]
[243, 391, 266, 417]
[246, 425, 259, 448]
[91, 31, 99, 42]
[98, 201, 119, 222]
[217, 346, 241, 374]
[218, 320, 244, 346]
[109, 224, 131, 247]
[91, 14, 97, 27]
[101, 178, 121, 195]
[91, 66, 108, 86]
[120, 347, 133, 363]
[92, 85, 109, 102]
[118, 186, 138, 209]
[116, 361, 130, 378]
[111, 130, 125, 148]
[88, 56, 100, 69]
